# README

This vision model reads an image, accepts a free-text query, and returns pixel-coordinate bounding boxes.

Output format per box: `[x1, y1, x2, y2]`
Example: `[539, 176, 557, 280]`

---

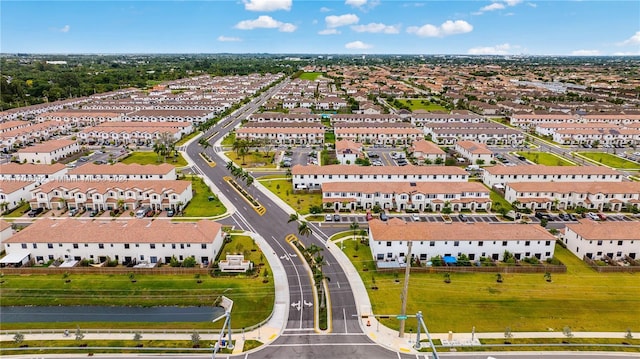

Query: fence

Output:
[583, 255, 640, 273]
[375, 264, 567, 274]
[0, 267, 210, 275]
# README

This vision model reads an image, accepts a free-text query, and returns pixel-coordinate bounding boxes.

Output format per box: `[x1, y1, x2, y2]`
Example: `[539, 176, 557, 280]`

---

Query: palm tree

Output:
[225, 160, 235, 171]
[285, 168, 292, 181]
[350, 221, 360, 239]
[298, 221, 312, 238]
[287, 213, 299, 223]
[245, 175, 254, 187]
[0, 201, 9, 214]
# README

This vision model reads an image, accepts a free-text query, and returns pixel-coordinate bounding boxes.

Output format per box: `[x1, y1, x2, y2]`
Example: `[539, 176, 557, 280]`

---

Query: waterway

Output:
[1, 306, 224, 323]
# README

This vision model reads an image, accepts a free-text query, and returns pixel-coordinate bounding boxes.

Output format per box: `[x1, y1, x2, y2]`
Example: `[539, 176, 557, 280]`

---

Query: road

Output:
[183, 76, 399, 358]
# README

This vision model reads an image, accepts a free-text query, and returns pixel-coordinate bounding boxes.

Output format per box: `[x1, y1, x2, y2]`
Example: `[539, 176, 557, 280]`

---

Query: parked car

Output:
[559, 212, 571, 221]
[380, 212, 388, 221]
[535, 211, 552, 220]
[89, 209, 99, 217]
[586, 212, 600, 221]
[412, 213, 421, 221]
[68, 208, 78, 217]
[366, 211, 374, 221]
[167, 209, 175, 217]
[333, 214, 341, 222]
[458, 213, 468, 222]
[325, 214, 332, 221]
[597, 213, 607, 221]
[568, 213, 577, 221]
[27, 207, 44, 217]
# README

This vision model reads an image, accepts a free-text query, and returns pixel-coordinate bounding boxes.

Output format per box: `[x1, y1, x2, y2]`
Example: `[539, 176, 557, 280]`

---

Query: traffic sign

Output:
[396, 315, 408, 320]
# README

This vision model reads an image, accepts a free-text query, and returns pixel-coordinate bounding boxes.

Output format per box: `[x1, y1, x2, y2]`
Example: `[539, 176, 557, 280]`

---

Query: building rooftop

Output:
[566, 220, 640, 240]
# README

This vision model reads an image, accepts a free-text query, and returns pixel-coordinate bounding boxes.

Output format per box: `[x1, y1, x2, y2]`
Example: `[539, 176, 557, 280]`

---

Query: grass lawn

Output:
[298, 72, 322, 81]
[175, 131, 201, 146]
[516, 151, 575, 166]
[0, 272, 273, 330]
[121, 152, 188, 167]
[397, 99, 448, 112]
[219, 235, 272, 281]
[490, 189, 513, 213]
[258, 179, 322, 215]
[224, 151, 276, 169]
[181, 176, 226, 217]
[324, 132, 336, 144]
[341, 240, 640, 333]
[577, 152, 640, 169]
[221, 132, 235, 147]
[2, 202, 30, 218]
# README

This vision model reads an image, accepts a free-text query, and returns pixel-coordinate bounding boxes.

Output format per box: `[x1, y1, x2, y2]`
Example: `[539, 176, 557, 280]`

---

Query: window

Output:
[545, 241, 551, 246]
[73, 243, 79, 249]
[478, 241, 483, 247]
[48, 243, 54, 249]
[21, 243, 27, 249]
[386, 241, 392, 247]
[201, 244, 207, 249]
[454, 241, 459, 247]
[150, 244, 156, 249]
[525, 241, 530, 246]
[430, 241, 435, 247]
[597, 240, 603, 246]
[377, 254, 384, 260]
[502, 241, 508, 246]
[618, 241, 623, 246]
[124, 243, 130, 249]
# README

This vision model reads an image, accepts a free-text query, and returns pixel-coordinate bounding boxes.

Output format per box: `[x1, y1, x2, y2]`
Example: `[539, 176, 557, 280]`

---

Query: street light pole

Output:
[399, 240, 412, 338]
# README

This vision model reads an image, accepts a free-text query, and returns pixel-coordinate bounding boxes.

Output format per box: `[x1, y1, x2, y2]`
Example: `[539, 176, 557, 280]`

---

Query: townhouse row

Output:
[2, 219, 223, 267]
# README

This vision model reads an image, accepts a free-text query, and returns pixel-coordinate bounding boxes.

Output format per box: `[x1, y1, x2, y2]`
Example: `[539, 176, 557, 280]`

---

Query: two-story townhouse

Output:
[292, 164, 468, 191]
[0, 163, 68, 184]
[335, 140, 363, 165]
[482, 165, 623, 189]
[369, 219, 556, 267]
[563, 220, 640, 261]
[0, 180, 38, 212]
[66, 163, 177, 181]
[322, 181, 490, 212]
[409, 140, 446, 164]
[2, 219, 223, 267]
[29, 180, 192, 212]
[504, 181, 640, 212]
[17, 139, 79, 164]
[455, 141, 494, 164]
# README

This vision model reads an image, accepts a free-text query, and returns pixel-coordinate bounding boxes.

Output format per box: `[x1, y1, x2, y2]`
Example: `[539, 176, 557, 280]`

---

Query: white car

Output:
[411, 213, 421, 221]
[325, 214, 332, 221]
[586, 212, 599, 221]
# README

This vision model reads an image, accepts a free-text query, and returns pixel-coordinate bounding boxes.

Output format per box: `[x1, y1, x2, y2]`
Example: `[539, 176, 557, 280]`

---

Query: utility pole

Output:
[398, 240, 412, 338]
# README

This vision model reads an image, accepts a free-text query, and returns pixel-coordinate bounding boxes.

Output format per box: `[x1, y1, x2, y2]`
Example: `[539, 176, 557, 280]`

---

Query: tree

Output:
[288, 213, 299, 223]
[0, 201, 9, 214]
[225, 160, 235, 171]
[191, 331, 201, 347]
[183, 256, 197, 267]
[350, 221, 360, 239]
[298, 221, 312, 238]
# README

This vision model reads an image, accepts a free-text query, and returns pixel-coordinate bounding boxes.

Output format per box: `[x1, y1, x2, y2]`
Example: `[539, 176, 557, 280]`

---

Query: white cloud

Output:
[527, 2, 537, 8]
[408, 20, 473, 37]
[234, 15, 297, 32]
[243, 0, 291, 12]
[571, 49, 601, 56]
[60, 25, 70, 33]
[468, 43, 512, 55]
[351, 23, 400, 34]
[318, 28, 340, 35]
[618, 31, 640, 46]
[325, 14, 359, 28]
[480, 3, 505, 12]
[345, 40, 372, 49]
[217, 35, 241, 42]
[345, 0, 367, 7]
[476, 0, 524, 14]
[612, 51, 640, 56]
[320, 7, 332, 12]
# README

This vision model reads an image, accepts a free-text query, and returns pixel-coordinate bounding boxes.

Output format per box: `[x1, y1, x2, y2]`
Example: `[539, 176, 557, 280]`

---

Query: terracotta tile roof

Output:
[237, 127, 324, 134]
[34, 179, 191, 195]
[508, 181, 640, 193]
[17, 139, 77, 154]
[411, 140, 445, 154]
[566, 220, 640, 240]
[67, 163, 175, 176]
[292, 164, 467, 176]
[322, 181, 488, 194]
[0, 180, 35, 194]
[5, 218, 221, 244]
[1, 163, 67, 175]
[335, 140, 362, 153]
[484, 165, 621, 176]
[456, 141, 493, 154]
[0, 219, 11, 232]
[369, 219, 555, 241]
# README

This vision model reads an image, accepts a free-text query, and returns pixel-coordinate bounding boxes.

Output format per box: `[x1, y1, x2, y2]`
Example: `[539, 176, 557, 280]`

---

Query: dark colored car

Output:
[27, 207, 44, 217]
[380, 213, 388, 221]
[333, 214, 340, 222]
[458, 213, 468, 222]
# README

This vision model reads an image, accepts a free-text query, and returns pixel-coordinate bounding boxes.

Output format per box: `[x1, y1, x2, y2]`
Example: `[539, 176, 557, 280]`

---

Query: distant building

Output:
[563, 220, 640, 261]
[17, 139, 79, 164]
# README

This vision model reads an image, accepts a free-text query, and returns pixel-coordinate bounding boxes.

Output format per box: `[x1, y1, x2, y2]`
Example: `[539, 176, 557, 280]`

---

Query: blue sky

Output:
[1, 0, 639, 55]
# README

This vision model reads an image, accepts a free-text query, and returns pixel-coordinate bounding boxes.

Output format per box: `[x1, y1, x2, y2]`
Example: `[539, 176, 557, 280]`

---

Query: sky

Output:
[1, 0, 639, 55]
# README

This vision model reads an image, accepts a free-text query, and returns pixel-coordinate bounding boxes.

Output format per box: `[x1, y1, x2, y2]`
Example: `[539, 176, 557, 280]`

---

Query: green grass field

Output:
[174, 131, 200, 146]
[397, 99, 448, 112]
[516, 152, 575, 166]
[224, 151, 276, 168]
[341, 239, 640, 334]
[1, 202, 30, 218]
[577, 152, 640, 169]
[490, 189, 513, 213]
[298, 72, 322, 81]
[181, 176, 226, 217]
[258, 179, 322, 215]
[121, 152, 188, 167]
